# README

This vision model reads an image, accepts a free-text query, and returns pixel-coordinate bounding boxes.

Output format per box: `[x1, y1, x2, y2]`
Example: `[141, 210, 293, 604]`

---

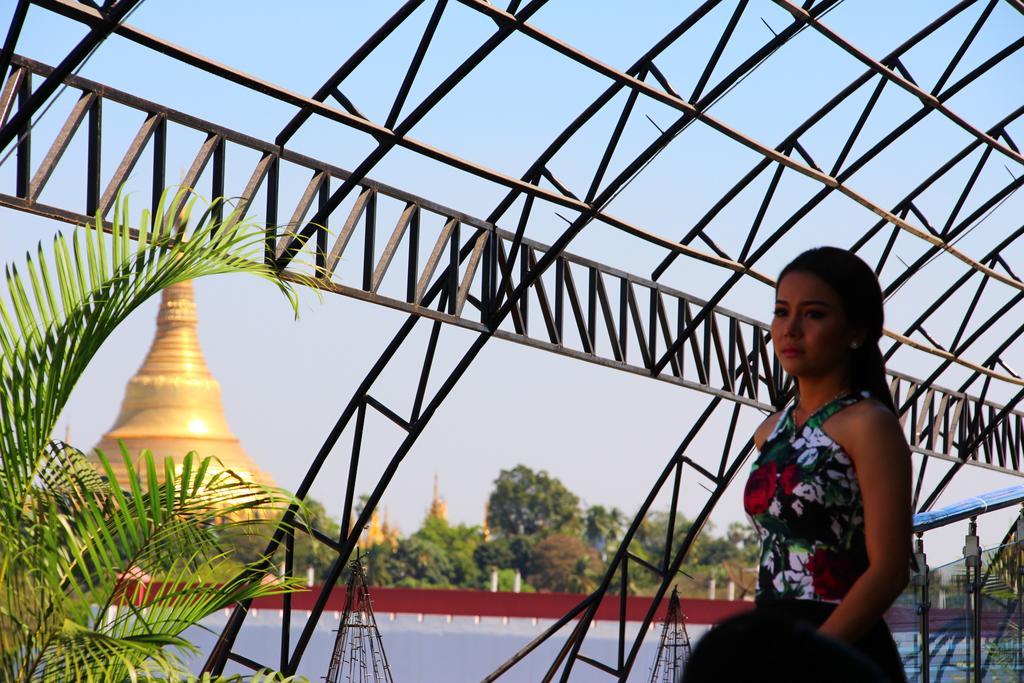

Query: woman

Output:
[742, 247, 911, 681]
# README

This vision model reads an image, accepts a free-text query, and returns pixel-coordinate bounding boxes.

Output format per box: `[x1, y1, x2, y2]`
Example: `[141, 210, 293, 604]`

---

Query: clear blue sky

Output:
[2, 1, 1023, 563]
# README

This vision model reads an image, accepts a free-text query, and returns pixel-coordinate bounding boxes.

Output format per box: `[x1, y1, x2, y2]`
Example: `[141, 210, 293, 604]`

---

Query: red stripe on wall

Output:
[249, 586, 754, 624]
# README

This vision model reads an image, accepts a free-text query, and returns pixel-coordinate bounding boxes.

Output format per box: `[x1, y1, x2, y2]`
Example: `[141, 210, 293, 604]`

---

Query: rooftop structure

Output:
[3, 1, 1023, 679]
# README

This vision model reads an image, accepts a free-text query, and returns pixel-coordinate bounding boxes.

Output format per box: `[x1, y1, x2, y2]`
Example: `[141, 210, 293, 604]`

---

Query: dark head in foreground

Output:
[682, 610, 887, 683]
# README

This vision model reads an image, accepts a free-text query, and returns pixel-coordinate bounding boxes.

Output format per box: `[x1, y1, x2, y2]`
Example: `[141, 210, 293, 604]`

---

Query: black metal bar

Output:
[447, 219, 459, 315]
[28, 91, 95, 202]
[86, 95, 100, 214]
[384, 0, 448, 130]
[0, 0, 30, 88]
[363, 191, 377, 291]
[150, 114, 165, 216]
[281, 528, 293, 672]
[15, 70, 29, 198]
[281, 0, 551, 269]
[587, 268, 597, 352]
[0, 67, 25, 127]
[495, 193, 533, 310]
[584, 77, 643, 204]
[211, 136, 225, 226]
[265, 155, 279, 264]
[0, 0, 143, 152]
[618, 558, 627, 672]
[738, 162, 784, 262]
[689, 0, 747, 102]
[276, 0, 428, 145]
[830, 77, 886, 177]
[663, 460, 682, 575]
[554, 257, 564, 342]
[411, 318, 443, 423]
[932, 0, 996, 95]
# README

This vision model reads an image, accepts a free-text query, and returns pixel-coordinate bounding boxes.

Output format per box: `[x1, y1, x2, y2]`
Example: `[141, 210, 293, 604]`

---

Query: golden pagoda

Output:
[426, 474, 448, 523]
[90, 280, 275, 490]
[358, 507, 400, 550]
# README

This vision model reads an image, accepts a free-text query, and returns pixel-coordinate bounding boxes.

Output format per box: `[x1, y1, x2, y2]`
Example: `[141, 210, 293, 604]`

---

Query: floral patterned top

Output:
[743, 392, 869, 603]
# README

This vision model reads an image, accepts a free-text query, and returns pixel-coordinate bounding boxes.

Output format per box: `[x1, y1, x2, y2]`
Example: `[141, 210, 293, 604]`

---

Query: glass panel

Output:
[887, 542, 1024, 682]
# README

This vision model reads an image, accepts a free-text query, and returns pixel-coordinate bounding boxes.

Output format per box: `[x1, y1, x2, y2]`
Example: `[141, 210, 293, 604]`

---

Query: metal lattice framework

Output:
[647, 588, 691, 683]
[325, 557, 394, 683]
[3, 0, 1023, 679]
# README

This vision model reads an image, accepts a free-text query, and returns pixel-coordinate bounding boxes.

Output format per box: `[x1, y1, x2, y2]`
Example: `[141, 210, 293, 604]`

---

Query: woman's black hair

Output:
[779, 246, 897, 415]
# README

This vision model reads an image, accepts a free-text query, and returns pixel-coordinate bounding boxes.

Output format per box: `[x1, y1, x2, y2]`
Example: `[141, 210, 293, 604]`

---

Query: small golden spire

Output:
[427, 473, 448, 523]
[359, 508, 385, 549]
[90, 280, 274, 490]
[482, 500, 491, 542]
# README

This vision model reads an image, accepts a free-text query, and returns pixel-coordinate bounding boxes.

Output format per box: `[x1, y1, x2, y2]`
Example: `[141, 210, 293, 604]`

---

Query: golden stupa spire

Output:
[90, 280, 274, 489]
[426, 473, 448, 523]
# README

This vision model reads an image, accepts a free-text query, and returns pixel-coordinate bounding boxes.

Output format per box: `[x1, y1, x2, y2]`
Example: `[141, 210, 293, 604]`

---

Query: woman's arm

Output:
[818, 401, 912, 642]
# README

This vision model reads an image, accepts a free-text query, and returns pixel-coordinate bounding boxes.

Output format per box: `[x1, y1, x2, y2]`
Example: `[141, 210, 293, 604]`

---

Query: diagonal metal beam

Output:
[27, 91, 95, 201]
[776, 0, 1024, 170]
[0, 0, 141, 151]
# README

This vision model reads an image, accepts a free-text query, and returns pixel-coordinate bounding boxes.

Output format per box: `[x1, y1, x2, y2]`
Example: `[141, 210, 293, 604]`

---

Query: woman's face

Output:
[772, 271, 860, 381]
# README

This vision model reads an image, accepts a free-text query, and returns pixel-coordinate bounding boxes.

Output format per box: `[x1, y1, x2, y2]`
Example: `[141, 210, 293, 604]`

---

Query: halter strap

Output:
[786, 391, 868, 434]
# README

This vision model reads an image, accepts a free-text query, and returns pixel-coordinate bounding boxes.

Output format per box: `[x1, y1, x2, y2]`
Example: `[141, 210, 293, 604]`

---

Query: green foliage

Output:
[487, 465, 581, 537]
[411, 517, 483, 587]
[0, 192, 311, 682]
[369, 518, 484, 589]
[473, 535, 534, 578]
[584, 505, 625, 560]
[389, 536, 455, 588]
[227, 464, 761, 601]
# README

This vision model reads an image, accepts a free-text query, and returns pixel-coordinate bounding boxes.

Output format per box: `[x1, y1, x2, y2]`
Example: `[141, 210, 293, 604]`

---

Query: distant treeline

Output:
[223, 465, 759, 597]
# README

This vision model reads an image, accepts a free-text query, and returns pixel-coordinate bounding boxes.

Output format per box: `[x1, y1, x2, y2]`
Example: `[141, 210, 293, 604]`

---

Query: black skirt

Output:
[755, 599, 907, 683]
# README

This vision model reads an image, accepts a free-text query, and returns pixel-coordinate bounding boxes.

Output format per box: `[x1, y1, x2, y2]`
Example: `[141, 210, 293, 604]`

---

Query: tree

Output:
[584, 505, 625, 559]
[410, 517, 483, 588]
[487, 465, 581, 537]
[0, 193, 309, 681]
[528, 534, 603, 593]
[474, 535, 535, 578]
[388, 537, 455, 588]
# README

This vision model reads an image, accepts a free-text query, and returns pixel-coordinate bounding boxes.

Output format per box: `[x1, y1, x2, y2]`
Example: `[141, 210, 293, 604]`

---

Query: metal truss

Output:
[2, 1, 1023, 680]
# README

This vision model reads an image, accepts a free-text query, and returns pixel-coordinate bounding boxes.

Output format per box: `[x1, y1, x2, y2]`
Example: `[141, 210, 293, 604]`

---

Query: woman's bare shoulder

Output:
[832, 396, 901, 431]
[826, 397, 908, 458]
[754, 411, 786, 450]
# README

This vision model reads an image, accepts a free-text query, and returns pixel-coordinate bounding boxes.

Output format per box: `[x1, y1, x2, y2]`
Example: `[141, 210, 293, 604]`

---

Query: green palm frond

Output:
[2, 445, 308, 682]
[0, 192, 317, 682]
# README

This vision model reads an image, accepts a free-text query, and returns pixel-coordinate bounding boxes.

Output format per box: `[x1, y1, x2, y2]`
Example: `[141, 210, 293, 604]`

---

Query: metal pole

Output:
[964, 517, 981, 683]
[914, 533, 930, 683]
[1016, 508, 1024, 681]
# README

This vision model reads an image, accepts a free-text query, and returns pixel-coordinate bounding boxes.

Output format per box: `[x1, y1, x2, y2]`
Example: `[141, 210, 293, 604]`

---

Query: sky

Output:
[1, 0, 1023, 566]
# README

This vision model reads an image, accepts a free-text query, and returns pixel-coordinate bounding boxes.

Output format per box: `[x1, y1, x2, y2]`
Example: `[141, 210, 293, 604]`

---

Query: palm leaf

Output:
[0, 192, 318, 681]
